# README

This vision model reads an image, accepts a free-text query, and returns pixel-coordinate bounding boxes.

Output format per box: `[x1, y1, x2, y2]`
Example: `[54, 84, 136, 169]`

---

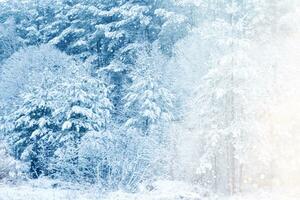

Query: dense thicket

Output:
[0, 0, 194, 191]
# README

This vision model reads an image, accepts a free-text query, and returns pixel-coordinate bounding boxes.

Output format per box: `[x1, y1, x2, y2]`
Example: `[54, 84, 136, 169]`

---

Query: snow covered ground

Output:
[0, 180, 299, 200]
[224, 188, 300, 200]
[0, 180, 203, 200]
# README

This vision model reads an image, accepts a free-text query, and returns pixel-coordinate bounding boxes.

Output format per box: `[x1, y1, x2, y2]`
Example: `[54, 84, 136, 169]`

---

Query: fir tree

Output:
[124, 44, 174, 135]
[50, 62, 113, 181]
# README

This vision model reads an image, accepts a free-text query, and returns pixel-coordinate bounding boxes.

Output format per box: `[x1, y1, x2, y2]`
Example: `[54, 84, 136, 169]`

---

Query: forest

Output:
[0, 0, 299, 199]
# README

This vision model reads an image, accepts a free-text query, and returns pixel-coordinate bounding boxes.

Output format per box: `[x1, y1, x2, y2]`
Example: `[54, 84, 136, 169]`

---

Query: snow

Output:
[0, 183, 99, 200]
[62, 121, 72, 131]
[0, 180, 299, 200]
[38, 118, 47, 128]
[1, 0, 300, 200]
[224, 188, 300, 200]
[0, 180, 204, 200]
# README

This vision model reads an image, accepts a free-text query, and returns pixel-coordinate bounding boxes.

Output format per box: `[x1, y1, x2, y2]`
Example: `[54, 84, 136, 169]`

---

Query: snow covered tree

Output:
[2, 44, 77, 178]
[0, 0, 192, 127]
[2, 44, 113, 180]
[5, 45, 74, 178]
[0, 0, 191, 64]
[105, 44, 175, 191]
[50, 64, 113, 181]
[0, 44, 75, 111]
[124, 44, 174, 135]
[10, 89, 55, 178]
[0, 0, 196, 188]
[0, 18, 23, 64]
[172, 0, 275, 194]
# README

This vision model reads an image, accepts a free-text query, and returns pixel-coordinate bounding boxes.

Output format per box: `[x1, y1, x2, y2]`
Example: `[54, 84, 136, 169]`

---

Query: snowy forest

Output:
[0, 0, 299, 199]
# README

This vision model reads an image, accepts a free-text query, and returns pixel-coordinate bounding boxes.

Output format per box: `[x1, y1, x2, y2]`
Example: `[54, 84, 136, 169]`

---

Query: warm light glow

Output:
[261, 32, 300, 189]
[269, 98, 300, 187]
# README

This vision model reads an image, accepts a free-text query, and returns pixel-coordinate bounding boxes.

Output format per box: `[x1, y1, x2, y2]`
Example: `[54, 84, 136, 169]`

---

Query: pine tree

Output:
[11, 88, 55, 178]
[124, 44, 174, 135]
[3, 44, 78, 178]
[50, 63, 113, 181]
[10, 64, 60, 178]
